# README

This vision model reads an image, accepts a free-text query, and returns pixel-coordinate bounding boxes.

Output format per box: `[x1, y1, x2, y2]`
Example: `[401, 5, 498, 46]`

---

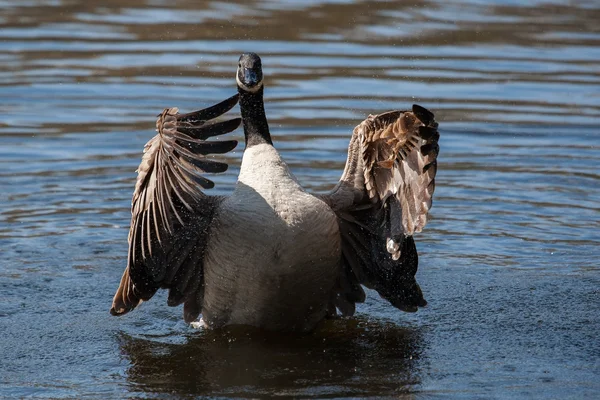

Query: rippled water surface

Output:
[1, 0, 599, 398]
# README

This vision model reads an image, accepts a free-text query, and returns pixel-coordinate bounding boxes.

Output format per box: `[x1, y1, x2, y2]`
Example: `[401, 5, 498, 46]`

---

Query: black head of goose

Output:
[110, 53, 440, 332]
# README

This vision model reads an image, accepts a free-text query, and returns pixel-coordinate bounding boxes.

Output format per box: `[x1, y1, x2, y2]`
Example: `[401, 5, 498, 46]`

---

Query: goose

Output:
[110, 52, 440, 332]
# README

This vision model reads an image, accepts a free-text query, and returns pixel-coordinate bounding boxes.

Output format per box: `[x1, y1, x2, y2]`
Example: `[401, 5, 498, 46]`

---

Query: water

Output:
[1, 0, 599, 398]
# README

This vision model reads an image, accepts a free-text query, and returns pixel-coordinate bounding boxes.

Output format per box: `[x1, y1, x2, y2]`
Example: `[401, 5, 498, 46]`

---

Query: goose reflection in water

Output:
[118, 318, 424, 398]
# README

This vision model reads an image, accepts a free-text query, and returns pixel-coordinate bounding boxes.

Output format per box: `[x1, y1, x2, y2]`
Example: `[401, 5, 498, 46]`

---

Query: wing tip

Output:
[412, 104, 436, 126]
[386, 281, 428, 312]
[110, 268, 143, 317]
[110, 304, 133, 317]
[421, 142, 440, 157]
[177, 93, 240, 123]
[418, 125, 439, 141]
[109, 299, 140, 317]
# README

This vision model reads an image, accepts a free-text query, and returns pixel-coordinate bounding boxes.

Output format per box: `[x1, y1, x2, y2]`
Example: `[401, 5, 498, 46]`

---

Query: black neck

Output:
[239, 86, 273, 149]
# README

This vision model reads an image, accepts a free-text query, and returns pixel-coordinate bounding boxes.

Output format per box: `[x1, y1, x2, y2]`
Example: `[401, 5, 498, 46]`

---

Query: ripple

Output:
[1, 0, 599, 398]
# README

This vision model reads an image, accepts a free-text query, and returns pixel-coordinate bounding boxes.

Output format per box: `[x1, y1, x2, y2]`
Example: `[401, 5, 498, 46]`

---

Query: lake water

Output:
[1, 0, 599, 398]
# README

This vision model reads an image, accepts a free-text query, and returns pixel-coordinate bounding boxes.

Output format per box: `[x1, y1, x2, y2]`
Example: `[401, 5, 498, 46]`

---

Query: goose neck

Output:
[239, 87, 273, 148]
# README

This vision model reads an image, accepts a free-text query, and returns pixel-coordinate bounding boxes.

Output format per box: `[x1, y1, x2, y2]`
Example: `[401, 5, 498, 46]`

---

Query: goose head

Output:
[237, 52, 263, 93]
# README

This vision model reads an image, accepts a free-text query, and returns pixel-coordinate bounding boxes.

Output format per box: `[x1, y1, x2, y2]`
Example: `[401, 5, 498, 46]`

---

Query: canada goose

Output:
[111, 52, 439, 332]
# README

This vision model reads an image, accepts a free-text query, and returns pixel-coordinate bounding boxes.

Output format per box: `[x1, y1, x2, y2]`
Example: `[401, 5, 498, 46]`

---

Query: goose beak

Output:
[242, 68, 260, 87]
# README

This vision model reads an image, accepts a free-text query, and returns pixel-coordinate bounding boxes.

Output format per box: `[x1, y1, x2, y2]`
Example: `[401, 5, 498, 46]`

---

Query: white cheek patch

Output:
[236, 73, 263, 93]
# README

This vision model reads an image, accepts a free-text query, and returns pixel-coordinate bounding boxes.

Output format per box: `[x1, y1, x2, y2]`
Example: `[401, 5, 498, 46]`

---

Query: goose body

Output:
[203, 144, 340, 330]
[110, 53, 440, 332]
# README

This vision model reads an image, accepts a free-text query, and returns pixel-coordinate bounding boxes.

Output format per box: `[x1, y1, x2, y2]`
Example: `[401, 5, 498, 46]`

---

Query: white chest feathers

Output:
[236, 143, 301, 206]
[213, 143, 339, 258]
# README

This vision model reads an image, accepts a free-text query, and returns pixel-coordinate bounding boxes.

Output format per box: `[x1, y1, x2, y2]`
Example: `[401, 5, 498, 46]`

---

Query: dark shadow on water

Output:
[118, 317, 424, 398]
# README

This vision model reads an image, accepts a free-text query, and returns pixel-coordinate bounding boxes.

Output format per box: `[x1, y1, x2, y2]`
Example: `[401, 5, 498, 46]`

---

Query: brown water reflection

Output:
[1, 0, 599, 398]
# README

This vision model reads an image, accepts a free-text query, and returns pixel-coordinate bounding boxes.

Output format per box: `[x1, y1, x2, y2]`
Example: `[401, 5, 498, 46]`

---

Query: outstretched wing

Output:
[111, 94, 241, 322]
[324, 104, 439, 315]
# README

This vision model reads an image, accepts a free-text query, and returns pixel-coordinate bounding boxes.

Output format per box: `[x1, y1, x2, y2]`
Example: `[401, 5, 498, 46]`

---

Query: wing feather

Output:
[110, 94, 241, 320]
[325, 104, 439, 314]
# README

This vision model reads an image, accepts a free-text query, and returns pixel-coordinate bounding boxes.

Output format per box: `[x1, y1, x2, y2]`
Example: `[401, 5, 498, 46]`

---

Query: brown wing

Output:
[324, 104, 439, 315]
[110, 94, 241, 323]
